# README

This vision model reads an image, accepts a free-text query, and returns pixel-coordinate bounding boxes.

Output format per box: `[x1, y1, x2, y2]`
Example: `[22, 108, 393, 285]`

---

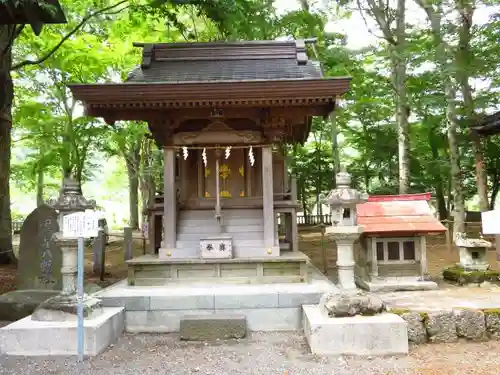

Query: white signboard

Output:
[62, 211, 101, 238]
[481, 209, 500, 235]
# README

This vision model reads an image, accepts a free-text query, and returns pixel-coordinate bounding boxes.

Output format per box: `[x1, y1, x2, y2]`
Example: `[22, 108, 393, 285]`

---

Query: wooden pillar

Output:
[420, 236, 428, 278]
[262, 145, 276, 253]
[162, 147, 177, 251]
[147, 211, 155, 254]
[291, 210, 298, 252]
[370, 237, 378, 277]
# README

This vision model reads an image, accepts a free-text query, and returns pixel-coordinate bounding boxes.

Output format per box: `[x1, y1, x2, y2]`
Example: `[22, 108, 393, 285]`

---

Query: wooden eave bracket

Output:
[295, 40, 308, 65]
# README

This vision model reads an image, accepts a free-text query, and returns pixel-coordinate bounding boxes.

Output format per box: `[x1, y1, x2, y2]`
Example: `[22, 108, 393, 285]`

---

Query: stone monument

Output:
[0, 178, 125, 356]
[0, 205, 63, 322]
[324, 169, 368, 290]
[302, 169, 408, 356]
[16, 204, 62, 290]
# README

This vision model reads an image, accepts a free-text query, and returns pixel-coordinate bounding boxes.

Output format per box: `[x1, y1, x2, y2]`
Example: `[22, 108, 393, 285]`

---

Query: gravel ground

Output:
[1, 332, 500, 375]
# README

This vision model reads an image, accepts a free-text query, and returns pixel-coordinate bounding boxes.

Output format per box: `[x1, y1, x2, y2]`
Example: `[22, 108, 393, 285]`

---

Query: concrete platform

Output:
[0, 307, 125, 356]
[303, 305, 409, 356]
[94, 267, 335, 333]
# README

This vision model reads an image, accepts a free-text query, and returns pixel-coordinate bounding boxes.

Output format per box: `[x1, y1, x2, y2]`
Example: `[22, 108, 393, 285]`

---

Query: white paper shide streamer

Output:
[249, 146, 255, 166]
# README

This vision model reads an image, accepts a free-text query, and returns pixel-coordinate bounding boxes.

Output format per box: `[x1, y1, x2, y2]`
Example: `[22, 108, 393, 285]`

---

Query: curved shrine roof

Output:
[357, 193, 446, 235]
[126, 40, 323, 83]
[68, 39, 350, 145]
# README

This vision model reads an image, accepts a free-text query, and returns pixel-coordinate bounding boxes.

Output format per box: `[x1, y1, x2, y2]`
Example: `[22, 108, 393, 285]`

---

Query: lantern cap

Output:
[47, 177, 96, 213]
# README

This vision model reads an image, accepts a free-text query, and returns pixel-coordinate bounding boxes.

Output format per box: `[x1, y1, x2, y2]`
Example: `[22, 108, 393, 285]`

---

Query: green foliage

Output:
[6, 0, 500, 221]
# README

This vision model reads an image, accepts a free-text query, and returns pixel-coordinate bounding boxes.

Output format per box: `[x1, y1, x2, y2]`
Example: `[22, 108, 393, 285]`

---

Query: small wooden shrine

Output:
[355, 193, 446, 291]
[70, 40, 350, 285]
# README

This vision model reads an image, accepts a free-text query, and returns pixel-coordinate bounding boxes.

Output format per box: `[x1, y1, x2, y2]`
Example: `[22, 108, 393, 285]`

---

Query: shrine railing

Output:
[297, 214, 332, 226]
[13, 220, 23, 234]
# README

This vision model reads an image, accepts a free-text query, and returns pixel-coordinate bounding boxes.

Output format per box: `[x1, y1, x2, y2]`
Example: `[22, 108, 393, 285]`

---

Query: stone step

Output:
[179, 314, 246, 341]
[177, 232, 264, 242]
[178, 224, 264, 234]
[178, 217, 263, 227]
[179, 209, 263, 220]
[176, 239, 264, 249]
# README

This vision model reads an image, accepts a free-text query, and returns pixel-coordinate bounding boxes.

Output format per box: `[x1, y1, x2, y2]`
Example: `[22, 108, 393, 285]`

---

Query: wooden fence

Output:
[297, 214, 332, 226]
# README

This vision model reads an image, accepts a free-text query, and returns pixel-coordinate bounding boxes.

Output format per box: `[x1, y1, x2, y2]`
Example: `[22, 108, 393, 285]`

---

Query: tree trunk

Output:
[446, 83, 466, 235]
[0, 26, 17, 264]
[139, 138, 155, 230]
[455, 0, 489, 211]
[331, 101, 340, 188]
[123, 139, 141, 230]
[490, 177, 499, 210]
[428, 125, 448, 219]
[126, 159, 139, 230]
[416, 1, 466, 235]
[392, 0, 410, 194]
[364, 0, 410, 194]
[36, 166, 44, 207]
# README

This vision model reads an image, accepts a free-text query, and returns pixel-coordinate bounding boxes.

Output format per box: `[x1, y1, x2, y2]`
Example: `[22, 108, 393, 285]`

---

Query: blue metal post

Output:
[77, 236, 85, 361]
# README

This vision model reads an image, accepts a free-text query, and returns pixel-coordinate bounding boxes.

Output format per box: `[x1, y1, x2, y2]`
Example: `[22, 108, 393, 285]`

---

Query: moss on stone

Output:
[482, 308, 500, 317]
[419, 312, 429, 322]
[442, 266, 500, 285]
[389, 308, 410, 316]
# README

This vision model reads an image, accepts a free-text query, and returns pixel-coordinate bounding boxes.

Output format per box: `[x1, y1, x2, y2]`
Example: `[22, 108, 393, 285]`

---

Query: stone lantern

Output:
[32, 177, 100, 321]
[325, 169, 368, 290]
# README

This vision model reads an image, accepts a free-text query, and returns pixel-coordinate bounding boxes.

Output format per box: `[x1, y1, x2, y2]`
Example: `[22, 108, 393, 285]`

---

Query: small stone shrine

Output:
[16, 204, 62, 290]
[355, 193, 445, 292]
[324, 169, 368, 289]
[455, 232, 492, 271]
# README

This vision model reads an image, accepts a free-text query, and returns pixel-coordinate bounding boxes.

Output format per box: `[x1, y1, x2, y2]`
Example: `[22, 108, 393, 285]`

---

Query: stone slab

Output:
[0, 307, 124, 356]
[0, 290, 59, 321]
[180, 314, 246, 340]
[360, 279, 438, 293]
[303, 305, 409, 356]
[126, 307, 301, 332]
[127, 252, 309, 265]
[96, 276, 333, 312]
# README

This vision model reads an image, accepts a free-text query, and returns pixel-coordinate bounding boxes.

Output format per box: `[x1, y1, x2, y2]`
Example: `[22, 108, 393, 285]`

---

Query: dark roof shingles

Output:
[126, 58, 322, 83]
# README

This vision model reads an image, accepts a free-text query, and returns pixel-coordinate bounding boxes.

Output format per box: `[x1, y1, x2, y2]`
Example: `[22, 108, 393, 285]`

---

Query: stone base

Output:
[0, 307, 124, 356]
[357, 277, 438, 293]
[180, 314, 246, 340]
[95, 268, 335, 333]
[457, 262, 490, 271]
[32, 294, 101, 321]
[126, 252, 308, 285]
[303, 305, 408, 356]
[0, 290, 59, 321]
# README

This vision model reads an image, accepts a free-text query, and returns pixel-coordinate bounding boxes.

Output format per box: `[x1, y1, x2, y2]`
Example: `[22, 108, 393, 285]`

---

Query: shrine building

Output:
[69, 40, 350, 285]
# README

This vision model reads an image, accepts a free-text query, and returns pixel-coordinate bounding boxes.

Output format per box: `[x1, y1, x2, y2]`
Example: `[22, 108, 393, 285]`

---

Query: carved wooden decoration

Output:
[173, 120, 262, 145]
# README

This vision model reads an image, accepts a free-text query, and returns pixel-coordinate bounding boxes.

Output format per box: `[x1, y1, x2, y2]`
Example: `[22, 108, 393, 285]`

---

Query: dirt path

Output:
[0, 332, 500, 375]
